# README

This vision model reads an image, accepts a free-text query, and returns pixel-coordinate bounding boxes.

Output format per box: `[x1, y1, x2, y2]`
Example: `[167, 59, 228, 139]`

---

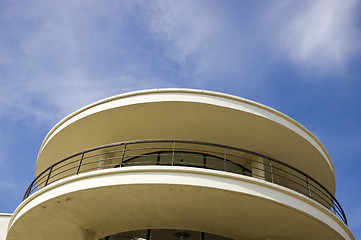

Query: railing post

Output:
[269, 159, 274, 183]
[76, 153, 85, 175]
[23, 186, 30, 200]
[223, 148, 227, 171]
[121, 143, 127, 167]
[23, 180, 35, 200]
[171, 141, 175, 166]
[44, 165, 54, 186]
[157, 152, 161, 165]
[305, 176, 312, 198]
[147, 229, 151, 240]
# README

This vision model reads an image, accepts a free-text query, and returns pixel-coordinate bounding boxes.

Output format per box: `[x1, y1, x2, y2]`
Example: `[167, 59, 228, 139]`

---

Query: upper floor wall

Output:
[0, 213, 11, 240]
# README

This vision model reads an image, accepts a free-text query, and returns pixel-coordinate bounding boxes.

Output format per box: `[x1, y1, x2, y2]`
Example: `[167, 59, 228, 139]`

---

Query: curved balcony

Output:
[34, 89, 336, 197]
[23, 139, 347, 225]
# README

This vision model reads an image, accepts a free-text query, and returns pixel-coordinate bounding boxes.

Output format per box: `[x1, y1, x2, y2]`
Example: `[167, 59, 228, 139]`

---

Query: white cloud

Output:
[1, 0, 359, 127]
[143, 0, 221, 65]
[267, 0, 361, 71]
[140, 0, 265, 87]
[0, 0, 166, 123]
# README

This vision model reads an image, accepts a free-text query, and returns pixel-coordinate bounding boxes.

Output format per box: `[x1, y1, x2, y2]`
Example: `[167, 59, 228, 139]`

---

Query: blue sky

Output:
[0, 0, 360, 238]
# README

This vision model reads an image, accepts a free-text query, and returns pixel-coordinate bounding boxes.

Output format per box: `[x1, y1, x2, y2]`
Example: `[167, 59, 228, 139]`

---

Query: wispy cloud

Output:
[140, 0, 270, 88]
[1, 0, 359, 128]
[143, 0, 221, 65]
[0, 1, 166, 122]
[267, 0, 361, 72]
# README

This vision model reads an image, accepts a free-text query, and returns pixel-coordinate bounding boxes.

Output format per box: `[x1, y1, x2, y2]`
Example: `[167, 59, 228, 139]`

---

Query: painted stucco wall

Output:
[0, 213, 11, 240]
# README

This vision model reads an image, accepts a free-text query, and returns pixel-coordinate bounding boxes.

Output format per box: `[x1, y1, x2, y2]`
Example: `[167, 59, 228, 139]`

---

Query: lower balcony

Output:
[6, 140, 353, 240]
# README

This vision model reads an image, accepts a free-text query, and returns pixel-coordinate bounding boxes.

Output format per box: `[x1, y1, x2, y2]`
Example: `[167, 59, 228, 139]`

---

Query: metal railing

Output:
[23, 139, 347, 225]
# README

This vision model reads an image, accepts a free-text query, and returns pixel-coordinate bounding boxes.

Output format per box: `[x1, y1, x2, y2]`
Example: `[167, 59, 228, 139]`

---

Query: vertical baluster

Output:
[76, 153, 85, 175]
[45, 165, 54, 186]
[171, 141, 175, 166]
[224, 148, 227, 171]
[269, 159, 274, 183]
[305, 176, 312, 198]
[157, 152, 161, 165]
[121, 143, 127, 167]
[147, 229, 151, 240]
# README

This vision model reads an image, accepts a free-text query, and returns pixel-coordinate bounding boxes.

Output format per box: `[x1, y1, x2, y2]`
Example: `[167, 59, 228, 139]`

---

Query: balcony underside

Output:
[7, 167, 353, 240]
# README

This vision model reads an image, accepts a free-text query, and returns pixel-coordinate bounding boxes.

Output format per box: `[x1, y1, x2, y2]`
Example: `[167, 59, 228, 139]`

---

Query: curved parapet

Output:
[7, 167, 353, 240]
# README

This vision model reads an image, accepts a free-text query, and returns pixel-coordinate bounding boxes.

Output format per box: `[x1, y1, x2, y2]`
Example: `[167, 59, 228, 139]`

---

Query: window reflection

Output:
[100, 229, 232, 240]
[121, 151, 252, 177]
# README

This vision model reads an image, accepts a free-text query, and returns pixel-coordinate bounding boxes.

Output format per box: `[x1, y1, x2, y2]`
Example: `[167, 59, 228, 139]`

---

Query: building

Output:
[1, 89, 355, 240]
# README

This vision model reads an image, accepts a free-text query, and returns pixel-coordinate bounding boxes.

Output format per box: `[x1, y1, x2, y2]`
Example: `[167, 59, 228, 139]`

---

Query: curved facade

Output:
[5, 89, 354, 240]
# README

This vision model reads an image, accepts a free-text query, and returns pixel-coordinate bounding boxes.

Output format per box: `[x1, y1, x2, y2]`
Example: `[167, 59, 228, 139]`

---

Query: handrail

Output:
[23, 139, 347, 225]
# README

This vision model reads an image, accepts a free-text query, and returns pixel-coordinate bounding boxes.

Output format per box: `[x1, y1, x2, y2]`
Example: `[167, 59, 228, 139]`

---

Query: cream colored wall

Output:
[0, 213, 11, 240]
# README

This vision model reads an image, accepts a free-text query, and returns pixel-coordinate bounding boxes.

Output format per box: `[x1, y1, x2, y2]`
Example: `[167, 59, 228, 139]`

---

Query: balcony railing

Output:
[24, 139, 347, 225]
